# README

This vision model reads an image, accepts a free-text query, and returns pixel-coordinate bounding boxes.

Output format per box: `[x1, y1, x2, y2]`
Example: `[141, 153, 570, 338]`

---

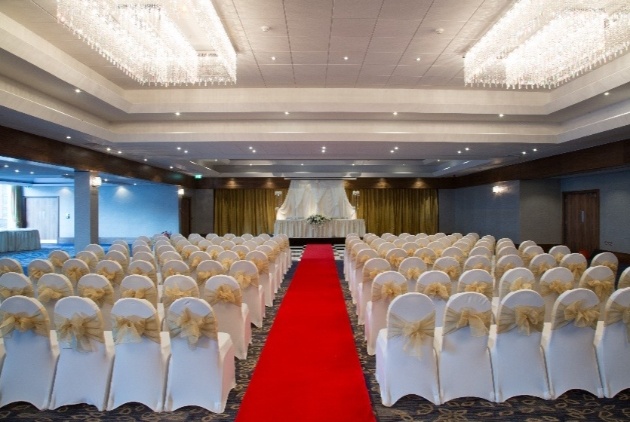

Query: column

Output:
[74, 170, 99, 251]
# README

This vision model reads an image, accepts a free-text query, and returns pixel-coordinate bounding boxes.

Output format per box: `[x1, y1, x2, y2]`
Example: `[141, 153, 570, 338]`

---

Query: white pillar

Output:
[74, 170, 99, 251]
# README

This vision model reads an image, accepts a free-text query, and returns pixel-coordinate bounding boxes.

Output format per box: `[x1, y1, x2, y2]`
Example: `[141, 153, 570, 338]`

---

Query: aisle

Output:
[236, 244, 375, 422]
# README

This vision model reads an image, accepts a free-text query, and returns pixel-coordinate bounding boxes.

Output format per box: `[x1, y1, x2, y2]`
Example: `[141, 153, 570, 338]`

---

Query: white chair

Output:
[441, 246, 466, 267]
[375, 293, 440, 406]
[128, 259, 158, 286]
[77, 274, 115, 330]
[48, 250, 70, 273]
[61, 258, 90, 291]
[246, 250, 274, 307]
[489, 290, 550, 402]
[188, 250, 211, 274]
[0, 295, 59, 409]
[161, 275, 199, 318]
[541, 288, 603, 399]
[529, 253, 557, 283]
[521, 245, 544, 267]
[365, 271, 408, 355]
[385, 248, 407, 271]
[120, 275, 159, 310]
[256, 245, 281, 292]
[579, 265, 616, 318]
[76, 250, 99, 272]
[468, 246, 492, 259]
[358, 258, 391, 325]
[397, 257, 426, 293]
[27, 259, 55, 285]
[203, 275, 251, 360]
[497, 267, 536, 301]
[560, 252, 588, 284]
[161, 259, 191, 283]
[539, 267, 575, 322]
[132, 251, 156, 266]
[0, 258, 23, 276]
[433, 256, 461, 293]
[401, 242, 419, 257]
[206, 245, 224, 260]
[595, 287, 630, 398]
[217, 250, 239, 272]
[36, 273, 74, 327]
[416, 270, 452, 327]
[497, 245, 518, 258]
[132, 244, 152, 255]
[105, 250, 129, 273]
[164, 297, 236, 412]
[0, 272, 34, 302]
[84, 243, 105, 260]
[195, 260, 226, 289]
[517, 240, 537, 256]
[463, 255, 492, 274]
[49, 296, 114, 411]
[549, 245, 571, 264]
[494, 254, 524, 284]
[180, 244, 200, 262]
[107, 298, 170, 411]
[351, 248, 378, 304]
[591, 252, 619, 276]
[414, 247, 437, 269]
[229, 260, 265, 328]
[619, 267, 630, 289]
[457, 269, 494, 301]
[109, 243, 130, 257]
[95, 259, 124, 294]
[437, 291, 494, 403]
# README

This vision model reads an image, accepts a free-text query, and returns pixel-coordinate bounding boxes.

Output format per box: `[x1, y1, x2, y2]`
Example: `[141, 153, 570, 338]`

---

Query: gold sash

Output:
[423, 282, 450, 300]
[443, 307, 492, 337]
[65, 266, 87, 283]
[167, 308, 218, 349]
[189, 255, 204, 269]
[553, 300, 599, 330]
[438, 265, 460, 281]
[121, 286, 158, 305]
[582, 274, 615, 302]
[540, 279, 573, 296]
[0, 265, 17, 275]
[599, 260, 618, 274]
[605, 301, 630, 340]
[181, 249, 192, 260]
[208, 250, 220, 260]
[463, 281, 493, 299]
[98, 267, 123, 286]
[196, 269, 222, 286]
[0, 285, 34, 300]
[363, 267, 386, 282]
[233, 271, 259, 290]
[372, 281, 407, 302]
[404, 267, 424, 281]
[29, 268, 49, 282]
[496, 262, 515, 279]
[566, 262, 587, 280]
[497, 305, 544, 335]
[55, 312, 104, 352]
[78, 284, 114, 307]
[510, 277, 534, 292]
[50, 256, 66, 268]
[418, 253, 435, 266]
[470, 263, 489, 271]
[389, 256, 405, 269]
[37, 284, 72, 303]
[206, 284, 242, 306]
[0, 310, 49, 337]
[163, 285, 198, 309]
[387, 311, 435, 357]
[552, 252, 566, 264]
[250, 258, 269, 274]
[235, 250, 247, 260]
[112, 314, 161, 344]
[532, 261, 553, 278]
[358, 254, 372, 265]
[405, 247, 416, 256]
[220, 258, 235, 271]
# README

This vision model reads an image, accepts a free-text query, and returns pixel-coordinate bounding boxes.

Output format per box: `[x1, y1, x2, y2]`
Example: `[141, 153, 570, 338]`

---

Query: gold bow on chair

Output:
[389, 256, 405, 269]
[438, 265, 460, 281]
[112, 314, 161, 344]
[265, 249, 278, 261]
[208, 250, 220, 260]
[55, 312, 104, 352]
[250, 258, 269, 274]
[532, 262, 553, 278]
[553, 300, 599, 330]
[470, 263, 489, 271]
[404, 267, 423, 281]
[98, 267, 122, 286]
[510, 277, 534, 292]
[358, 254, 372, 265]
[196, 270, 221, 286]
[372, 281, 407, 302]
[49, 257, 66, 269]
[552, 252, 566, 264]
[189, 256, 204, 269]
[418, 253, 435, 266]
[566, 262, 587, 280]
[363, 268, 386, 282]
[29, 268, 48, 282]
[163, 285, 198, 309]
[423, 282, 451, 300]
[121, 287, 157, 305]
[583, 274, 615, 302]
[0, 265, 18, 275]
[0, 285, 34, 300]
[167, 308, 218, 349]
[0, 310, 49, 337]
[443, 307, 492, 337]
[206, 284, 242, 306]
[463, 281, 493, 299]
[181, 250, 192, 260]
[37, 284, 71, 303]
[233, 271, 259, 290]
[605, 301, 630, 340]
[163, 266, 185, 278]
[78, 285, 114, 307]
[387, 311, 435, 357]
[496, 262, 515, 279]
[236, 250, 247, 260]
[497, 305, 544, 335]
[65, 266, 87, 283]
[540, 279, 573, 296]
[405, 247, 416, 256]
[599, 260, 619, 274]
[220, 258, 235, 271]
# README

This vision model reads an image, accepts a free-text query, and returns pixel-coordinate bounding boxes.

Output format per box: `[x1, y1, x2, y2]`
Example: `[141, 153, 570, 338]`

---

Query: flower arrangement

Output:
[306, 214, 331, 226]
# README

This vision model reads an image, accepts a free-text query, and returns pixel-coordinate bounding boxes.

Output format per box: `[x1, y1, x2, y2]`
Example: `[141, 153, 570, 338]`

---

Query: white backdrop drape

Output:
[275, 180, 356, 220]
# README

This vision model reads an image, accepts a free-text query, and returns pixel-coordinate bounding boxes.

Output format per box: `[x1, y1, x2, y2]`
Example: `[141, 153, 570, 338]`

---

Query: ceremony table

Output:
[0, 228, 41, 252]
[273, 219, 365, 238]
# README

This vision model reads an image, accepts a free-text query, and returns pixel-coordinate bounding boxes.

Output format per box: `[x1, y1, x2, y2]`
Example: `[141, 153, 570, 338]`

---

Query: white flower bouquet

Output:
[306, 214, 331, 225]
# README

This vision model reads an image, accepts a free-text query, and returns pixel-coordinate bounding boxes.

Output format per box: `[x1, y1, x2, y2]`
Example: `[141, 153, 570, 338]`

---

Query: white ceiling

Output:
[0, 0, 629, 183]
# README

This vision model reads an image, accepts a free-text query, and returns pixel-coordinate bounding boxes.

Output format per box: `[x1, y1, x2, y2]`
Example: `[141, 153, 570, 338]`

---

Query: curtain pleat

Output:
[214, 189, 286, 235]
[348, 188, 438, 235]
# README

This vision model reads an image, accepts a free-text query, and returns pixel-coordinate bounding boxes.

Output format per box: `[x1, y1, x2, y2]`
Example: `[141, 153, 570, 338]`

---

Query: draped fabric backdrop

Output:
[276, 180, 356, 220]
[350, 188, 438, 235]
[214, 189, 285, 235]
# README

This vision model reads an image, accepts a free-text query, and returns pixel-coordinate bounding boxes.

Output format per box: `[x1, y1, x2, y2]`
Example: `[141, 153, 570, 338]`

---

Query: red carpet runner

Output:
[236, 244, 375, 422]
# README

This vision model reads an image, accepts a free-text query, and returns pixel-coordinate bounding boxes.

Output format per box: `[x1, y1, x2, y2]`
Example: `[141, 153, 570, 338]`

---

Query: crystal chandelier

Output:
[56, 0, 236, 86]
[464, 0, 630, 89]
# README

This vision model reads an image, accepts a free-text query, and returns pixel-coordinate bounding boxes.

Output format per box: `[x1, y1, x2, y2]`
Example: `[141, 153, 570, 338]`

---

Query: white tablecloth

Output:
[0, 229, 41, 252]
[273, 219, 365, 238]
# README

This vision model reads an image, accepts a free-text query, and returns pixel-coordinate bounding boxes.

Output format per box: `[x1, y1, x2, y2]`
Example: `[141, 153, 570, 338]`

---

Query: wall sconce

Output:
[492, 185, 507, 194]
[90, 176, 102, 187]
[177, 188, 185, 196]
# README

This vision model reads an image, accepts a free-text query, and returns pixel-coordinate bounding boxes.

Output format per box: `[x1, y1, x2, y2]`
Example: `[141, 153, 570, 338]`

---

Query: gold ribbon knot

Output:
[233, 271, 259, 290]
[599, 260, 618, 274]
[423, 282, 450, 300]
[497, 305, 544, 335]
[167, 308, 218, 349]
[566, 262, 587, 279]
[363, 268, 386, 282]
[221, 258, 235, 271]
[113, 315, 161, 344]
[37, 284, 71, 303]
[552, 252, 566, 264]
[583, 275, 614, 302]
[510, 277, 534, 292]
[196, 270, 221, 286]
[418, 253, 435, 266]
[98, 267, 122, 286]
[206, 284, 242, 306]
[389, 256, 405, 269]
[532, 262, 553, 278]
[540, 279, 573, 296]
[0, 285, 34, 300]
[50, 257, 66, 268]
[439, 265, 460, 281]
[443, 307, 492, 337]
[553, 300, 599, 330]
[121, 286, 157, 304]
[373, 280, 406, 302]
[55, 312, 104, 352]
[0, 265, 17, 275]
[387, 311, 435, 357]
[0, 310, 49, 337]
[251, 258, 269, 274]
[65, 266, 87, 283]
[405, 267, 423, 281]
[463, 281, 493, 299]
[29, 268, 48, 281]
[163, 285, 198, 309]
[605, 301, 630, 340]
[78, 285, 114, 307]
[190, 256, 203, 269]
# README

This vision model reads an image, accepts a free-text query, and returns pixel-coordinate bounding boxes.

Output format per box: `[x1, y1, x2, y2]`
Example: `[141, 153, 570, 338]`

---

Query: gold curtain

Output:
[349, 188, 438, 235]
[215, 189, 286, 235]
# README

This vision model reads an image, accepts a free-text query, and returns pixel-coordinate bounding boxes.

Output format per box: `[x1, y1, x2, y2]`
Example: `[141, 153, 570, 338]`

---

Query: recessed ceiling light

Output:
[271, 56, 276, 61]
[301, 163, 304, 166]
[249, 146, 253, 150]
[144, 158, 148, 162]
[284, 111, 290, 115]
[322, 146, 326, 149]
[175, 112, 181, 116]
[394, 146, 399, 150]
[74, 88, 81, 93]
[3, 164, 8, 168]
[184, 150, 188, 154]
[30, 171, 34, 175]
[352, 163, 355, 166]
[252, 149, 256, 153]
[117, 150, 122, 154]
[437, 159, 440, 162]
[416, 57, 421, 62]
[133, 183, 137, 186]
[533, 148, 538, 152]
[393, 111, 398, 115]
[522, 151, 527, 155]
[177, 147, 181, 150]
[390, 150, 395, 153]
[104, 179, 108, 182]
[604, 92, 610, 96]
[465, 147, 470, 151]
[249, 163, 252, 166]
[66, 136, 71, 139]
[457, 150, 462, 154]
[14, 169, 19, 173]
[499, 113, 505, 117]
[169, 166, 173, 169]
[106, 147, 111, 152]
[343, 56, 349, 61]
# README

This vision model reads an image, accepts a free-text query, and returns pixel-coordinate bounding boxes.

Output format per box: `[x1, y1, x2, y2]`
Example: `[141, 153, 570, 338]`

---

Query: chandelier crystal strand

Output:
[56, 0, 236, 86]
[464, 0, 630, 89]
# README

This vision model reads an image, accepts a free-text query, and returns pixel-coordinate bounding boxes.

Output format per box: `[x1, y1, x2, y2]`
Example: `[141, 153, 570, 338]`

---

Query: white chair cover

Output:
[619, 267, 630, 290]
[352, 248, 378, 304]
[255, 245, 281, 293]
[560, 252, 588, 285]
[203, 275, 251, 360]
[27, 259, 55, 285]
[433, 256, 461, 293]
[61, 258, 90, 290]
[76, 250, 99, 272]
[357, 258, 391, 325]
[0, 295, 59, 409]
[385, 248, 407, 271]
[229, 260, 265, 328]
[49, 296, 114, 411]
[590, 252, 619, 276]
[539, 267, 575, 323]
[246, 250, 274, 307]
[120, 275, 159, 311]
[529, 253, 557, 283]
[0, 258, 23, 276]
[498, 267, 536, 301]
[164, 297, 236, 412]
[437, 292, 495, 403]
[77, 274, 115, 330]
[463, 255, 492, 274]
[549, 245, 571, 264]
[579, 265, 616, 318]
[36, 273, 74, 328]
[541, 288, 603, 399]
[162, 275, 199, 318]
[161, 260, 191, 284]
[365, 271, 408, 355]
[107, 298, 170, 411]
[127, 259, 158, 286]
[0, 272, 34, 303]
[494, 254, 524, 285]
[416, 270, 452, 327]
[48, 250, 70, 273]
[489, 290, 550, 402]
[375, 293, 440, 406]
[397, 257, 427, 293]
[84, 243, 105, 260]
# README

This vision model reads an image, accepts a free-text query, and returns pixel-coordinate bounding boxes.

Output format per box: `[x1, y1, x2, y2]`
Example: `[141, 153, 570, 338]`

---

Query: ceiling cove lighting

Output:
[56, 0, 237, 86]
[464, 0, 630, 89]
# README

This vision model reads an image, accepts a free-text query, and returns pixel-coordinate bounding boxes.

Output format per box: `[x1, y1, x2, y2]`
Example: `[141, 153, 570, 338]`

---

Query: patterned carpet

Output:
[0, 245, 629, 421]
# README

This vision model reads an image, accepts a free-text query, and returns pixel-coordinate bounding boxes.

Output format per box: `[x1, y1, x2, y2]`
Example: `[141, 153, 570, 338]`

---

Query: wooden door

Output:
[563, 190, 599, 255]
[179, 196, 191, 237]
[25, 196, 59, 242]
